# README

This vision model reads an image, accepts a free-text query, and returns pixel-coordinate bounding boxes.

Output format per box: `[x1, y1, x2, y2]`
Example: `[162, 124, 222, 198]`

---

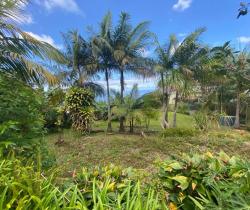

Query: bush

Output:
[155, 152, 250, 209]
[65, 87, 95, 133]
[0, 158, 166, 210]
[161, 128, 198, 138]
[0, 75, 45, 144]
[177, 102, 190, 115]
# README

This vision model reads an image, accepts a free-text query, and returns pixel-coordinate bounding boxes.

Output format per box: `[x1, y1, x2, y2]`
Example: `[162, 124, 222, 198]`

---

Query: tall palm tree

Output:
[62, 30, 104, 97]
[155, 35, 178, 129]
[112, 12, 152, 132]
[171, 28, 206, 127]
[211, 43, 250, 128]
[92, 12, 115, 132]
[0, 0, 66, 85]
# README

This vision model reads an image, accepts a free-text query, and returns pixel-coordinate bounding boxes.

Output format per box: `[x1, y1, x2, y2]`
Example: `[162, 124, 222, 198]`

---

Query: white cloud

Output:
[173, 0, 192, 11]
[96, 78, 157, 93]
[36, 0, 81, 13]
[178, 33, 187, 37]
[25, 32, 63, 49]
[238, 36, 250, 44]
[139, 48, 152, 58]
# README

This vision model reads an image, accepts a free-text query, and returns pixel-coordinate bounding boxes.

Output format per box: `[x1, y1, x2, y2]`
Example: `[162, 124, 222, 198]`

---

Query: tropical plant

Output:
[112, 12, 153, 132]
[62, 30, 104, 97]
[0, 0, 66, 85]
[212, 43, 250, 128]
[65, 87, 95, 133]
[155, 35, 177, 129]
[0, 157, 167, 210]
[92, 12, 115, 132]
[0, 74, 44, 142]
[155, 152, 250, 210]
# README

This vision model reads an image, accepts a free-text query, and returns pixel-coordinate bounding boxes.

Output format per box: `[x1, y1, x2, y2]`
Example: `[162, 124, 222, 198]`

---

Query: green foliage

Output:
[65, 87, 95, 132]
[161, 128, 198, 138]
[0, 158, 166, 210]
[155, 152, 250, 210]
[177, 102, 190, 115]
[193, 111, 209, 131]
[0, 75, 44, 142]
[194, 111, 221, 131]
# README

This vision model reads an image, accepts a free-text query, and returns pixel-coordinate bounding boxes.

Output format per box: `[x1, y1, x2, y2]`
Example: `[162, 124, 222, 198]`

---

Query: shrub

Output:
[155, 152, 250, 209]
[0, 158, 166, 210]
[65, 87, 95, 133]
[177, 102, 190, 115]
[161, 128, 198, 138]
[193, 111, 209, 131]
[0, 75, 44, 141]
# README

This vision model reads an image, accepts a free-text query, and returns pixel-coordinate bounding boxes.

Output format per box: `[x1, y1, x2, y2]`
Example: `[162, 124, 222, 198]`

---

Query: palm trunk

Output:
[234, 90, 240, 129]
[161, 72, 169, 129]
[105, 69, 112, 132]
[119, 69, 125, 132]
[129, 117, 134, 133]
[173, 91, 179, 128]
[220, 88, 223, 114]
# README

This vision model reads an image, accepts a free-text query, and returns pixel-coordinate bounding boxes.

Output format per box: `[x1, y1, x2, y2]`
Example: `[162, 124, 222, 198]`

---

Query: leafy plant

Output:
[65, 87, 95, 133]
[155, 152, 250, 210]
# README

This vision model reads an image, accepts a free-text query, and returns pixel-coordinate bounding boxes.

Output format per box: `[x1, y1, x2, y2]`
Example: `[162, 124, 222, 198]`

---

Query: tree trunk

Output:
[129, 117, 134, 133]
[173, 91, 179, 128]
[119, 69, 125, 132]
[220, 87, 223, 114]
[161, 72, 169, 129]
[234, 90, 240, 129]
[105, 69, 112, 132]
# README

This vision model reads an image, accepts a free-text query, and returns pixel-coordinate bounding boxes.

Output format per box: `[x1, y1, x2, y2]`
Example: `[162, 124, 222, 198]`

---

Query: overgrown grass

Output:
[46, 128, 250, 176]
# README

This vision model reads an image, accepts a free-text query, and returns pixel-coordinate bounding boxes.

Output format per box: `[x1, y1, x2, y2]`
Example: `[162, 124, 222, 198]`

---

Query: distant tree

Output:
[209, 43, 250, 128]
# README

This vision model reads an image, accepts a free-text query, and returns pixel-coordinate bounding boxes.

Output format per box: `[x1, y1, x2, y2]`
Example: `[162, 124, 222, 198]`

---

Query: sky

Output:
[20, 0, 250, 95]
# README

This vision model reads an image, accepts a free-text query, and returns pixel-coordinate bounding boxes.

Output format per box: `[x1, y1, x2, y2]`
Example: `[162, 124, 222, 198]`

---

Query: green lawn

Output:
[94, 112, 195, 132]
[46, 126, 250, 177]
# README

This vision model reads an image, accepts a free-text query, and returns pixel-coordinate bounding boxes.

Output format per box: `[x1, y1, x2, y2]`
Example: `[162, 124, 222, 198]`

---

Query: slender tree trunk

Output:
[173, 91, 179, 128]
[220, 87, 223, 114]
[234, 90, 240, 129]
[119, 69, 125, 132]
[161, 72, 169, 129]
[105, 69, 112, 132]
[129, 117, 134, 133]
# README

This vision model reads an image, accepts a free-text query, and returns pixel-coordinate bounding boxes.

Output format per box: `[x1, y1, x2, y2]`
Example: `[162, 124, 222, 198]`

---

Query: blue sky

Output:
[20, 0, 250, 94]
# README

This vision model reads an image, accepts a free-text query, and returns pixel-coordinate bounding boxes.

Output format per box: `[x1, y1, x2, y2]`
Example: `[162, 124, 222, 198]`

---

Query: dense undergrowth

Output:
[1, 152, 250, 210]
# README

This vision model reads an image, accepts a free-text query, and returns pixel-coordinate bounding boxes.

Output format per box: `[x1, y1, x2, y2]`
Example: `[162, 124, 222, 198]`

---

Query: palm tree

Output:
[62, 30, 104, 97]
[211, 43, 250, 128]
[155, 35, 178, 129]
[228, 52, 250, 128]
[92, 12, 115, 132]
[112, 12, 152, 132]
[171, 28, 206, 127]
[0, 0, 66, 85]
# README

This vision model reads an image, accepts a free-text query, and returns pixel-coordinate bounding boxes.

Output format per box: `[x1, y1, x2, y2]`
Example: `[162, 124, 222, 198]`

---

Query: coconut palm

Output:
[112, 12, 152, 132]
[0, 0, 66, 85]
[91, 12, 115, 132]
[62, 30, 104, 97]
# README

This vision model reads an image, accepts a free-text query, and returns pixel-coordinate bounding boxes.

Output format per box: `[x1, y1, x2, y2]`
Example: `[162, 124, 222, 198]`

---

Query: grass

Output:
[94, 112, 195, 132]
[45, 126, 250, 177]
